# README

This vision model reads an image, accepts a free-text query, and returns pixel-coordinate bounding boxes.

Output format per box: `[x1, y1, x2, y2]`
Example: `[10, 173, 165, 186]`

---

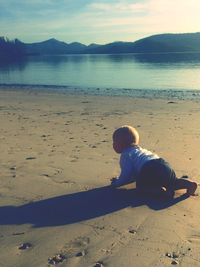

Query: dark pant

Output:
[136, 158, 177, 191]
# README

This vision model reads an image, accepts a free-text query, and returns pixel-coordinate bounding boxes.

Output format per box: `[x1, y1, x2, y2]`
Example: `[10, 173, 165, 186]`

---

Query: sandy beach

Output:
[0, 87, 200, 267]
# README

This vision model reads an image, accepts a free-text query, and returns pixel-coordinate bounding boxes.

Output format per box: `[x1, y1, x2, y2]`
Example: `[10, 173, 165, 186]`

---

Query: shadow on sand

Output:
[0, 186, 188, 228]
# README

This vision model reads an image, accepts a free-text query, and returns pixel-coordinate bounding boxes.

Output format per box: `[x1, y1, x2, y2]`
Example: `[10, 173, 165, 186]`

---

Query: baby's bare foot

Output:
[187, 182, 198, 196]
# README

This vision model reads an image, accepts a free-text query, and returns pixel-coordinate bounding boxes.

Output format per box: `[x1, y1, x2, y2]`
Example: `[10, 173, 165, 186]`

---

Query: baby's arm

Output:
[111, 153, 135, 187]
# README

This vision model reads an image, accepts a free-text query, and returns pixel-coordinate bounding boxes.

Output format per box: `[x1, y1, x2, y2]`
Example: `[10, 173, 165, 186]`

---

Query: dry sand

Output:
[0, 87, 200, 267]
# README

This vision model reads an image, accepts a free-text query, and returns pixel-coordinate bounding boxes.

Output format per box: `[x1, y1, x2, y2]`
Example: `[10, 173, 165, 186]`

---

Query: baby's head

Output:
[112, 125, 139, 153]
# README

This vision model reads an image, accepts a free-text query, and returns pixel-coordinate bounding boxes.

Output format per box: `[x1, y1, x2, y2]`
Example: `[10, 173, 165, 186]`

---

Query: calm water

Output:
[1, 53, 200, 92]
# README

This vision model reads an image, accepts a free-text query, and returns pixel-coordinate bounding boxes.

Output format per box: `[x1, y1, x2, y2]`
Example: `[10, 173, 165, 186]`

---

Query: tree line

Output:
[0, 37, 25, 60]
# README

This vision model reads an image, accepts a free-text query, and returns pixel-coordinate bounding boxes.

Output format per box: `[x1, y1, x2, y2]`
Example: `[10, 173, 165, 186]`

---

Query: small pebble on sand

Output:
[171, 259, 179, 265]
[93, 262, 104, 267]
[172, 252, 179, 258]
[48, 254, 65, 265]
[18, 243, 32, 250]
[10, 166, 16, 170]
[26, 156, 36, 160]
[76, 250, 86, 257]
[128, 229, 137, 234]
[181, 175, 189, 179]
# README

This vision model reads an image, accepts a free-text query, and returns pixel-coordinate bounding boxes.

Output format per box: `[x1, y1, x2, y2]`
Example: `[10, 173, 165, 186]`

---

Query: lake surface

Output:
[1, 53, 200, 93]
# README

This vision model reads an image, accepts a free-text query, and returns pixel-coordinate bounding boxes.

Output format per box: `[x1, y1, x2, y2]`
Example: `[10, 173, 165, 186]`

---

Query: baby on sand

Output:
[111, 125, 197, 198]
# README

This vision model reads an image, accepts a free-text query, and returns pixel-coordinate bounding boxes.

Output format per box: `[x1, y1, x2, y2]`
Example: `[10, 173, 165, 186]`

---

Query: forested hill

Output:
[131, 33, 200, 53]
[0, 37, 25, 60]
[85, 33, 200, 53]
[1, 32, 200, 58]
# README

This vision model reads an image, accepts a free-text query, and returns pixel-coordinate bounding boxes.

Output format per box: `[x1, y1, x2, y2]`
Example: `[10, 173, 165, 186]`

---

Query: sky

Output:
[0, 0, 200, 45]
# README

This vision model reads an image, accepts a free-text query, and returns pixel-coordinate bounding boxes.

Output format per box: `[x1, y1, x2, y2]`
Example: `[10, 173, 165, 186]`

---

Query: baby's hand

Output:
[110, 177, 118, 187]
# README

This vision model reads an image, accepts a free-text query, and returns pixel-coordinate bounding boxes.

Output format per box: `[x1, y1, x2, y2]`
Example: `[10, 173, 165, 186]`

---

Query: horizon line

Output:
[2, 31, 200, 46]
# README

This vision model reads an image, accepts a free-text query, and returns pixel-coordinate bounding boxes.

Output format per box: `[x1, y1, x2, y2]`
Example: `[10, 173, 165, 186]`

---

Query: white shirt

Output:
[113, 145, 159, 187]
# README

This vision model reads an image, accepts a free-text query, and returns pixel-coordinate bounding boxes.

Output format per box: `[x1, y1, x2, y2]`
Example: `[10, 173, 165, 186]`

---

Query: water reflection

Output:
[1, 53, 200, 89]
[0, 57, 27, 71]
[1, 52, 200, 70]
[133, 52, 200, 64]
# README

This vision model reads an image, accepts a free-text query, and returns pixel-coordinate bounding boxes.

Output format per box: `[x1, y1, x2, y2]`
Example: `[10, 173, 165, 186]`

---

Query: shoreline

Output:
[0, 87, 200, 266]
[1, 83, 200, 100]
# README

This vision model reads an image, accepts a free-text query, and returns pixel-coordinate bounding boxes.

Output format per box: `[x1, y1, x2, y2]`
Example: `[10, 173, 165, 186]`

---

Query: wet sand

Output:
[0, 87, 200, 267]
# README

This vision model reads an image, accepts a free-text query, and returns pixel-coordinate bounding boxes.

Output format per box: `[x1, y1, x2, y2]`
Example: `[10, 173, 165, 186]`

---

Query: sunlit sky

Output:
[1, 0, 200, 44]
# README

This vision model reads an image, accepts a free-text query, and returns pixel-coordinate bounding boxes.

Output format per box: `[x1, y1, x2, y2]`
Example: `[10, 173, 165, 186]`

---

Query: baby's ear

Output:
[135, 135, 139, 145]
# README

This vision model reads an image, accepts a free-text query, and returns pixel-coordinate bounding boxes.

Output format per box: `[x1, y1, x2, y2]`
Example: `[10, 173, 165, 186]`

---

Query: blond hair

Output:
[113, 125, 139, 146]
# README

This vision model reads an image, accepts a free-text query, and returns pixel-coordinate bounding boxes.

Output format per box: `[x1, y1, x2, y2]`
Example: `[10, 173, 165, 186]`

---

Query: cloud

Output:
[81, 0, 148, 29]
[1, 0, 200, 44]
[84, 0, 200, 37]
[89, 1, 147, 13]
[142, 0, 200, 33]
[0, 0, 93, 20]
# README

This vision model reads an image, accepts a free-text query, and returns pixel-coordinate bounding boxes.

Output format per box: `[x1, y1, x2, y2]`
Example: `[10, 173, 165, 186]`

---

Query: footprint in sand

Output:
[10, 166, 16, 178]
[47, 238, 89, 265]
[62, 236, 90, 258]
[41, 168, 62, 179]
[165, 248, 193, 266]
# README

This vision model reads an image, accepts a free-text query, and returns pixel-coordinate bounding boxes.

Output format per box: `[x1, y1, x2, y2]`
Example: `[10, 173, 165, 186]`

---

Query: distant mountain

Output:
[84, 41, 136, 54]
[1, 33, 200, 57]
[24, 38, 87, 55]
[86, 33, 200, 54]
[132, 33, 200, 53]
[87, 43, 101, 49]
